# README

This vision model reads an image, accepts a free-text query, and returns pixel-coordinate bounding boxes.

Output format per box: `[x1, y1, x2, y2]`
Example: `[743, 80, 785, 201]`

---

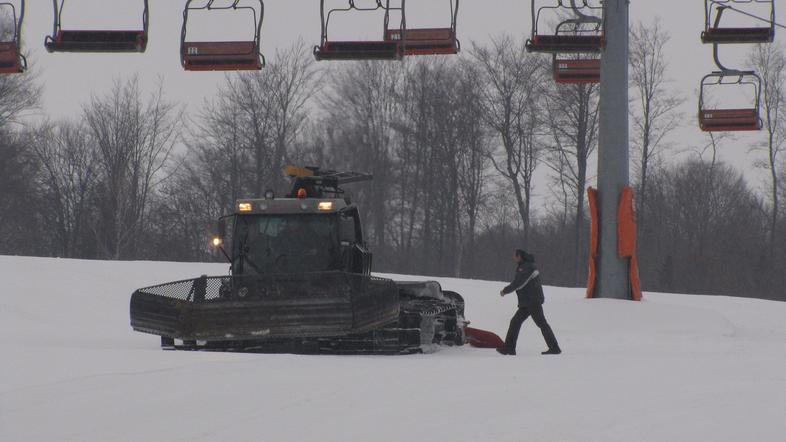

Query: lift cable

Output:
[709, 0, 786, 31]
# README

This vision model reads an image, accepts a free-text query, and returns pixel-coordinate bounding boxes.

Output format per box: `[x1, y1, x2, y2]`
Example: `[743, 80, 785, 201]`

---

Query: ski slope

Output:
[1, 255, 785, 442]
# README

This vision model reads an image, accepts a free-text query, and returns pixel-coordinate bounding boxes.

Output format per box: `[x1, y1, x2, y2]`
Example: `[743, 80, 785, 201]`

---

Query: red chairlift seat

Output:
[0, 1, 26, 73]
[180, 0, 265, 72]
[699, 71, 763, 132]
[528, 34, 603, 53]
[384, 0, 461, 56]
[44, 0, 149, 53]
[702, 27, 774, 44]
[0, 42, 24, 73]
[385, 28, 459, 56]
[526, 1, 604, 54]
[182, 41, 263, 71]
[315, 41, 401, 61]
[699, 108, 761, 132]
[46, 30, 147, 53]
[314, 0, 404, 61]
[702, 1, 775, 44]
[553, 57, 600, 84]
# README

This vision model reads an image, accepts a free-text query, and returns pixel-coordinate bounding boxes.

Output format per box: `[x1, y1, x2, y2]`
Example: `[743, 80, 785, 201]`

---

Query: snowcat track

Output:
[157, 297, 466, 355]
[132, 275, 467, 355]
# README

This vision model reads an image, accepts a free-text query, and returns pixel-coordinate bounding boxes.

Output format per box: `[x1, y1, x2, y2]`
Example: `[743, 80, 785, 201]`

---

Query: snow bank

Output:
[1, 256, 785, 442]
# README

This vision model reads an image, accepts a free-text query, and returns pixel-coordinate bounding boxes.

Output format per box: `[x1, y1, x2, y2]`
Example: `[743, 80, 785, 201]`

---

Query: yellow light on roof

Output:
[238, 202, 253, 212]
[286, 165, 315, 178]
[318, 201, 334, 211]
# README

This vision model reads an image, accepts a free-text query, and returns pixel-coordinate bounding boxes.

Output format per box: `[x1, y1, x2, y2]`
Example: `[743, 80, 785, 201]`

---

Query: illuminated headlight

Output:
[318, 201, 333, 211]
[211, 236, 222, 247]
[238, 202, 252, 212]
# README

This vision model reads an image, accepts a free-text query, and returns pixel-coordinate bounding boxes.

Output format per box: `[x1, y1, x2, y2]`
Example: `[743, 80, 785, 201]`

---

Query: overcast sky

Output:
[12, 0, 784, 198]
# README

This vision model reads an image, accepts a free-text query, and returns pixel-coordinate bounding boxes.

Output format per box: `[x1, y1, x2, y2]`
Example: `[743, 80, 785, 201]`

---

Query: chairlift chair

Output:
[699, 71, 763, 132]
[0, 1, 26, 73]
[553, 54, 600, 84]
[314, 0, 404, 61]
[181, 0, 265, 71]
[385, 0, 460, 56]
[526, 0, 604, 53]
[702, 0, 775, 44]
[44, 0, 149, 53]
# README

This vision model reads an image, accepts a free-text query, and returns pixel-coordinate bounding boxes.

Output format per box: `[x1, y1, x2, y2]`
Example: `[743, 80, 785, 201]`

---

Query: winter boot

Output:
[541, 348, 562, 355]
[497, 347, 516, 356]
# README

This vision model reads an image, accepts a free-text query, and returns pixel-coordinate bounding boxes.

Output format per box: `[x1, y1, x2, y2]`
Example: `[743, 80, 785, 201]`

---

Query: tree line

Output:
[0, 23, 784, 301]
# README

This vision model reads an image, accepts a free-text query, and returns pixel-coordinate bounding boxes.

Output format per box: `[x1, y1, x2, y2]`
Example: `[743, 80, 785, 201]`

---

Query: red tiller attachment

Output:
[465, 327, 505, 349]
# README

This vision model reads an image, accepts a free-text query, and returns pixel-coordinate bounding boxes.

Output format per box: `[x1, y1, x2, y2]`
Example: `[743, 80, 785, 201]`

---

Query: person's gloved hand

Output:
[499, 290, 505, 297]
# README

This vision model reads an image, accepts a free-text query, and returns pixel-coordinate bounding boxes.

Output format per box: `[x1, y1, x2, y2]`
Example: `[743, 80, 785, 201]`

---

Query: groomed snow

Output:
[1, 256, 785, 442]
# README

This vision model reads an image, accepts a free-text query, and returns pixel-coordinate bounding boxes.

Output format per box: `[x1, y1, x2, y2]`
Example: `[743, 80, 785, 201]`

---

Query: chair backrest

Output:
[703, 0, 775, 44]
[180, 0, 265, 71]
[45, 0, 149, 53]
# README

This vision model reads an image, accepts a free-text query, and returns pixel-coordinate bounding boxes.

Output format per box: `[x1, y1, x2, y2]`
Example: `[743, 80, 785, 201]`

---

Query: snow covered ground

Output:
[1, 255, 785, 442]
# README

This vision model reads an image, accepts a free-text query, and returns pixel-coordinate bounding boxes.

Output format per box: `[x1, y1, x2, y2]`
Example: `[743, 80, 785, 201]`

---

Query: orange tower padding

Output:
[617, 186, 636, 258]
[586, 187, 599, 298]
[630, 256, 643, 301]
[617, 186, 643, 301]
[586, 186, 643, 301]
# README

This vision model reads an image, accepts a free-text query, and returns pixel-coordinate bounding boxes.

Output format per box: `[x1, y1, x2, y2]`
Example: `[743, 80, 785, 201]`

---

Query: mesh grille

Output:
[130, 272, 401, 341]
[135, 272, 395, 303]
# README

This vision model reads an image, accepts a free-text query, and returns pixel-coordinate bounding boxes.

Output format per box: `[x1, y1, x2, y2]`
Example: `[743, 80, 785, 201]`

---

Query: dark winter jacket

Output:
[502, 253, 545, 307]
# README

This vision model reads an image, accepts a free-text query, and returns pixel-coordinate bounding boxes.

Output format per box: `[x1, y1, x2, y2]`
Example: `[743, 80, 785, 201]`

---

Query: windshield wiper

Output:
[236, 219, 263, 274]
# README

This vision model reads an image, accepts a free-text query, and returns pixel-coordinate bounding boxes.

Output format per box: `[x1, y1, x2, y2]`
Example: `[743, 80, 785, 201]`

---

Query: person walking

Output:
[497, 249, 561, 356]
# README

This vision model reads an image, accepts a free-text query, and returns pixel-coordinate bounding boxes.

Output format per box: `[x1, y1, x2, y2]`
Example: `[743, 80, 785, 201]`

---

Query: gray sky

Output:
[15, 0, 784, 199]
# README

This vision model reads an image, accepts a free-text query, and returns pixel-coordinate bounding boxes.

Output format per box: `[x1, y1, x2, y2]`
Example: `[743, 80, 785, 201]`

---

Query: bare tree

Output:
[646, 160, 768, 296]
[748, 43, 786, 256]
[472, 36, 545, 245]
[544, 80, 600, 285]
[153, 43, 318, 261]
[83, 77, 181, 259]
[0, 12, 44, 254]
[0, 74, 39, 128]
[216, 73, 274, 197]
[321, 60, 402, 264]
[319, 57, 488, 276]
[397, 59, 485, 276]
[31, 121, 97, 257]
[268, 42, 321, 193]
[152, 100, 250, 262]
[0, 131, 41, 255]
[775, 149, 786, 294]
[455, 62, 491, 275]
[630, 18, 684, 219]
[399, 60, 463, 275]
[212, 41, 318, 197]
[0, 24, 39, 129]
[191, 89, 253, 210]
[384, 62, 424, 272]
[388, 59, 463, 274]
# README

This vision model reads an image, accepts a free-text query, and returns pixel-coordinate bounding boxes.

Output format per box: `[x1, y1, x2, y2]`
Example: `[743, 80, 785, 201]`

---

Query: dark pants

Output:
[504, 305, 560, 351]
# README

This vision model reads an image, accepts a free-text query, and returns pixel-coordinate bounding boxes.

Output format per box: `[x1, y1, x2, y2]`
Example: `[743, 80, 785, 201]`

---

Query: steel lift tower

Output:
[596, 0, 632, 299]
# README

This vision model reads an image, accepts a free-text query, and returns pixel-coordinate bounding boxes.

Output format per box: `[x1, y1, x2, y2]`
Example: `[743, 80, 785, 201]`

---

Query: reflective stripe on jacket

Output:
[502, 259, 545, 307]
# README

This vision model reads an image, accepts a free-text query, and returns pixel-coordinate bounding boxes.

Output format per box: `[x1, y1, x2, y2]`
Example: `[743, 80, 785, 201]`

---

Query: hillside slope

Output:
[1, 256, 785, 442]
